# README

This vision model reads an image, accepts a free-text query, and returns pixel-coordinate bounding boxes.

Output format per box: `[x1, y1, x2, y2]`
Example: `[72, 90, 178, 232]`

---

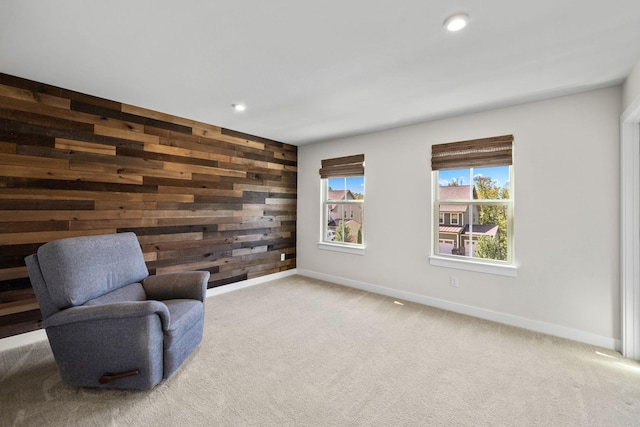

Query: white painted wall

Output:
[623, 59, 640, 110]
[297, 86, 622, 348]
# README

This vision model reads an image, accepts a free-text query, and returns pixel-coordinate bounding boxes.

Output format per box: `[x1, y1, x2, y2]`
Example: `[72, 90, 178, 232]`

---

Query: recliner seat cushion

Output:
[83, 283, 147, 306]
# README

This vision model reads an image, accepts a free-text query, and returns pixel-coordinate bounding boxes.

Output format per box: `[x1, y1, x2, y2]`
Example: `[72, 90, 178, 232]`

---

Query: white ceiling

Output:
[2, 1, 640, 145]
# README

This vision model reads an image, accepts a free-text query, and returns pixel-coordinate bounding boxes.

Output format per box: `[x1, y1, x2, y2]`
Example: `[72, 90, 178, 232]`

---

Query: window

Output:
[431, 135, 514, 271]
[319, 154, 365, 250]
[439, 213, 445, 224]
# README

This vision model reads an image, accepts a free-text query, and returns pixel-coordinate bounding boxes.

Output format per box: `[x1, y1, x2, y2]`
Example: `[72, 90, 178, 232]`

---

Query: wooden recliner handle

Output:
[99, 370, 140, 384]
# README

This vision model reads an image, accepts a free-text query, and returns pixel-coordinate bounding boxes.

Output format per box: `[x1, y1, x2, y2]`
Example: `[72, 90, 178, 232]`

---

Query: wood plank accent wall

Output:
[0, 73, 297, 339]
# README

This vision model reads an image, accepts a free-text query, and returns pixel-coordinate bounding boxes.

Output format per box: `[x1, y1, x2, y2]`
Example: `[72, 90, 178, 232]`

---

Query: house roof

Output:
[461, 224, 499, 237]
[439, 185, 476, 212]
[328, 190, 355, 201]
[440, 205, 468, 213]
[439, 226, 465, 234]
[439, 224, 499, 236]
[327, 190, 357, 212]
[439, 185, 476, 200]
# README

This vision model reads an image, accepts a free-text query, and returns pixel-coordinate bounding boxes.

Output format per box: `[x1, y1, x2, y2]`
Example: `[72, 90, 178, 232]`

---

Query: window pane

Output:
[325, 203, 340, 242]
[473, 166, 510, 199]
[325, 202, 364, 244]
[437, 168, 471, 199]
[345, 176, 365, 198]
[327, 177, 364, 201]
[468, 204, 509, 261]
[437, 203, 509, 261]
[335, 204, 353, 244]
[327, 178, 346, 200]
[437, 222, 462, 255]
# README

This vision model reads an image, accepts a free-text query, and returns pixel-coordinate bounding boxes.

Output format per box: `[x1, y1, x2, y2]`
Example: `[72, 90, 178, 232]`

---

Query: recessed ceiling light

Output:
[232, 103, 246, 112]
[444, 13, 469, 32]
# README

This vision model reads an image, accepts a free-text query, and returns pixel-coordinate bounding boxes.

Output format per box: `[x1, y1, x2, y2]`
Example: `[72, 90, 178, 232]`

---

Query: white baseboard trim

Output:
[298, 269, 621, 352]
[2, 269, 618, 353]
[206, 268, 298, 298]
[0, 269, 299, 353]
[0, 329, 47, 352]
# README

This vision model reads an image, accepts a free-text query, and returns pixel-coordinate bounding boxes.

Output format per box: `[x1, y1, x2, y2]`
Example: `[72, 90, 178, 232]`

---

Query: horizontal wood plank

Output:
[0, 209, 143, 222]
[0, 164, 144, 185]
[0, 228, 117, 245]
[55, 138, 117, 155]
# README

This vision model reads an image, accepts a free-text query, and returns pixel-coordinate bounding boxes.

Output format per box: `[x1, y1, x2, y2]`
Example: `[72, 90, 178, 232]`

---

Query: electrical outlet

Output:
[450, 276, 459, 287]
[280, 253, 286, 261]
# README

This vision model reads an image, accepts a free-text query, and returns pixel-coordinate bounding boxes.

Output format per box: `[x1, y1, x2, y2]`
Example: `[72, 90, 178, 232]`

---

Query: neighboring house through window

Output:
[431, 135, 514, 267]
[319, 154, 365, 249]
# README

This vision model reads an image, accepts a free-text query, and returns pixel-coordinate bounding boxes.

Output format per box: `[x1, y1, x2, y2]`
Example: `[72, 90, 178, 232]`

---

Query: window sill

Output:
[429, 255, 517, 277]
[318, 242, 366, 255]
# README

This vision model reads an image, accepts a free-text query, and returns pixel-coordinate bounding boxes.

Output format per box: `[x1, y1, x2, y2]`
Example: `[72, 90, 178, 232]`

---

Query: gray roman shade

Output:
[319, 154, 365, 178]
[431, 135, 513, 171]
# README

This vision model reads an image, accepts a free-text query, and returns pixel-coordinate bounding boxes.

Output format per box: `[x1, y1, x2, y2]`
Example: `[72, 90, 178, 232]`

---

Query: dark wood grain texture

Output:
[0, 73, 297, 338]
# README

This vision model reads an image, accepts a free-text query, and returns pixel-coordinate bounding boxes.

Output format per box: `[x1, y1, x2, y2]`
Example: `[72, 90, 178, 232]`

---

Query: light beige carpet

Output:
[2, 275, 640, 426]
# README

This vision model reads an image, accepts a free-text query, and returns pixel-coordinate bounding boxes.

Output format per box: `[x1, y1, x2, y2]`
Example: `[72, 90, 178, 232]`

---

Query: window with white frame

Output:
[432, 135, 514, 265]
[320, 154, 365, 247]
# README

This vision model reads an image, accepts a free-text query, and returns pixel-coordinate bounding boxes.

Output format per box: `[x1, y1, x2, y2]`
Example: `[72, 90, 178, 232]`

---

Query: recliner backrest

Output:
[35, 232, 149, 309]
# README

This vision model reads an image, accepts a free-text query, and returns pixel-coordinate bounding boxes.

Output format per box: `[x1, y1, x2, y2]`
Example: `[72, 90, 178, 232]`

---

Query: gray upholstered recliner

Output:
[24, 232, 210, 390]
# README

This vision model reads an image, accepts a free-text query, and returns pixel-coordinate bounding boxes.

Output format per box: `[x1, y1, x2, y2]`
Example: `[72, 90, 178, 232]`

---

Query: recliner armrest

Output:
[43, 301, 171, 330]
[142, 271, 210, 302]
